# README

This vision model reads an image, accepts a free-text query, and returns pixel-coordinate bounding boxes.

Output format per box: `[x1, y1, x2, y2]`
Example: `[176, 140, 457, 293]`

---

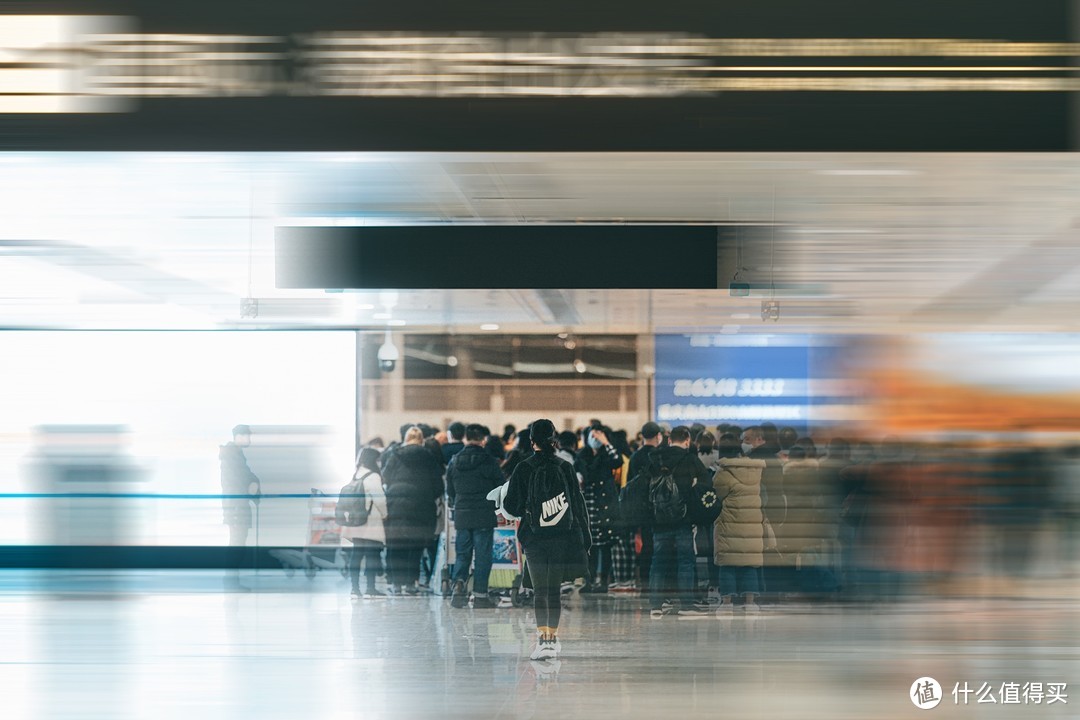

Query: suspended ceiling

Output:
[1, 152, 1079, 334]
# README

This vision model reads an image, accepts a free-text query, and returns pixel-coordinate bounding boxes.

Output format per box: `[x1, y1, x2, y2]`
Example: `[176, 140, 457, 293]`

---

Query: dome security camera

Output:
[377, 332, 399, 372]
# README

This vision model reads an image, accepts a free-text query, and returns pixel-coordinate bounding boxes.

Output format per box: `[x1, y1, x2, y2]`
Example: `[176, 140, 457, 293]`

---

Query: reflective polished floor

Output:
[1, 571, 1077, 719]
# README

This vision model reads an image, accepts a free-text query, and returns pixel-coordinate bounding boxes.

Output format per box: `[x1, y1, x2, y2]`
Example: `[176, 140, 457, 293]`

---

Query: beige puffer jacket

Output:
[776, 458, 840, 562]
[713, 458, 767, 567]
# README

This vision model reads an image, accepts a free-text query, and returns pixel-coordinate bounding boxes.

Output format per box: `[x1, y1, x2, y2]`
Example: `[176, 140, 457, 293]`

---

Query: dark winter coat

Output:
[627, 445, 659, 485]
[502, 447, 533, 479]
[219, 443, 260, 528]
[381, 444, 445, 547]
[446, 444, 504, 530]
[648, 445, 714, 529]
[442, 441, 466, 466]
[575, 443, 623, 545]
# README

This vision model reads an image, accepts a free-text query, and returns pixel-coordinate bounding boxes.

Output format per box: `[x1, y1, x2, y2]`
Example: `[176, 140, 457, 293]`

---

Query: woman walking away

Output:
[337, 447, 388, 600]
[382, 427, 445, 596]
[504, 419, 590, 661]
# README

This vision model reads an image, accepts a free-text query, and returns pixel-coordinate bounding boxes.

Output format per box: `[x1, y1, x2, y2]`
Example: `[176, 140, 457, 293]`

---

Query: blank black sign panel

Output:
[276, 226, 737, 290]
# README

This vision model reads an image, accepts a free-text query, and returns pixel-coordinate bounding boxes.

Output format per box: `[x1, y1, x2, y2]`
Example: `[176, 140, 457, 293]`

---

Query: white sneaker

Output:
[530, 638, 558, 660]
[534, 632, 562, 655]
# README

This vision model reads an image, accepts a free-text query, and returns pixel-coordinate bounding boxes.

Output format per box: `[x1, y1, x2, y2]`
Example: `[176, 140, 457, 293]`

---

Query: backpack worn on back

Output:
[525, 458, 575, 537]
[649, 462, 686, 524]
[336, 471, 373, 527]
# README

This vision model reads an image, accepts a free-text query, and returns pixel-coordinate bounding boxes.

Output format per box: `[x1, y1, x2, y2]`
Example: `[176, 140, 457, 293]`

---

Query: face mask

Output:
[741, 443, 754, 456]
[588, 436, 603, 451]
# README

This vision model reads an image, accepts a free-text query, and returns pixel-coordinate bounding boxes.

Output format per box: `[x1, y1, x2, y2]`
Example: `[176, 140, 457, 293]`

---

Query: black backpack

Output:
[525, 458, 575, 537]
[335, 471, 374, 527]
[649, 460, 686, 524]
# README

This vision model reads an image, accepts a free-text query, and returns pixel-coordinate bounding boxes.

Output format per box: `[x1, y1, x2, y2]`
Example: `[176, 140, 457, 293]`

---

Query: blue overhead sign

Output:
[653, 334, 849, 430]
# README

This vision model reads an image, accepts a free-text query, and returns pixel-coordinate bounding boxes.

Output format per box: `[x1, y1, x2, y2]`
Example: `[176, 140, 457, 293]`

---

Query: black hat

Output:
[641, 421, 662, 440]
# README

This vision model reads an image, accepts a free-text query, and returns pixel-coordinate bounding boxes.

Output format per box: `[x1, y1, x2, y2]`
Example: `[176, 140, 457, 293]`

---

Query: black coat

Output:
[502, 447, 532, 479]
[382, 444, 445, 546]
[649, 445, 714, 529]
[446, 445, 504, 529]
[627, 445, 658, 485]
[575, 444, 623, 544]
[442, 441, 466, 466]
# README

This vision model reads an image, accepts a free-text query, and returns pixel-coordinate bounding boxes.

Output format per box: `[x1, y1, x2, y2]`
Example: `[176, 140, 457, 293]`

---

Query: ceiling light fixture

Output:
[481, 323, 500, 330]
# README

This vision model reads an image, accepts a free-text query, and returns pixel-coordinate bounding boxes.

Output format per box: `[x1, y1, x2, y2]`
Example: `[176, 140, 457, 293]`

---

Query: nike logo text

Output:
[540, 492, 569, 527]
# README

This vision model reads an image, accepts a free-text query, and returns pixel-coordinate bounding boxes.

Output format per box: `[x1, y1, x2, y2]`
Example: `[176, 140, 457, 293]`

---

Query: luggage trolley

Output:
[490, 517, 526, 607]
[434, 509, 526, 607]
[270, 489, 348, 579]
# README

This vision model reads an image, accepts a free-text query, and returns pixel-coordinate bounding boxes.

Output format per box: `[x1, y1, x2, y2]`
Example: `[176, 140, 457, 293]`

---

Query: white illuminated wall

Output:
[0, 331, 356, 546]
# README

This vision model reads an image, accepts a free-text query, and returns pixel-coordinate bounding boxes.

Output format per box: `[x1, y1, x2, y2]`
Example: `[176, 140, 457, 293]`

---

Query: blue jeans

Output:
[453, 527, 494, 594]
[650, 526, 696, 609]
[718, 565, 760, 598]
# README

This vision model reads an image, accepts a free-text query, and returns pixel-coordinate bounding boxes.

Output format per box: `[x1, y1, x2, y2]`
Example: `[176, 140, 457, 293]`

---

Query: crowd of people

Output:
[326, 418, 1080, 656]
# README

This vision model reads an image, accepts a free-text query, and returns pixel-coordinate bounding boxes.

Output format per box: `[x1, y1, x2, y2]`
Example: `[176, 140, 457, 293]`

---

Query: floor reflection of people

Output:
[220, 424, 261, 591]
